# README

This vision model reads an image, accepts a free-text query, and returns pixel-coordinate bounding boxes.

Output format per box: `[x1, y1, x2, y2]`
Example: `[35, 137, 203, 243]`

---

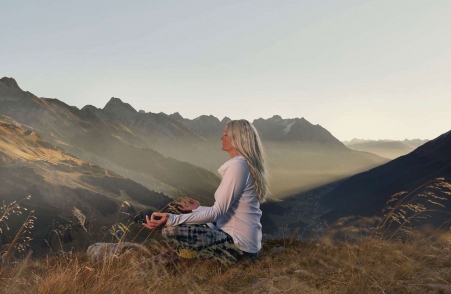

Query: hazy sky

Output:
[2, 0, 450, 140]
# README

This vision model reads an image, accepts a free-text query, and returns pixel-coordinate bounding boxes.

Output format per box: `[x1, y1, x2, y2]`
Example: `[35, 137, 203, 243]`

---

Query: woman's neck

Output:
[228, 149, 239, 158]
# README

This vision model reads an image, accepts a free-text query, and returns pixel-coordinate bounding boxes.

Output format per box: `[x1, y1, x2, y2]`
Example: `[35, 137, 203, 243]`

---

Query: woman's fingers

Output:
[143, 212, 168, 229]
[142, 214, 155, 229]
[142, 213, 168, 230]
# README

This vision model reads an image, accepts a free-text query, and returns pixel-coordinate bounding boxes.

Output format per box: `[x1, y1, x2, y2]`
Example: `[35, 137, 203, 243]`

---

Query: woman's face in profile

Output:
[221, 128, 233, 152]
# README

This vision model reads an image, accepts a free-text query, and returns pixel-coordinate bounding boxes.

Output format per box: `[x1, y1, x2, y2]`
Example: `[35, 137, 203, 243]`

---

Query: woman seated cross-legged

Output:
[143, 119, 269, 262]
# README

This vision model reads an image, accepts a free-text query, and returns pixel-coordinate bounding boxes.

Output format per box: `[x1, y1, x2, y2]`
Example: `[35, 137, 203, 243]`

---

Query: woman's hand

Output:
[178, 198, 200, 212]
[142, 212, 169, 230]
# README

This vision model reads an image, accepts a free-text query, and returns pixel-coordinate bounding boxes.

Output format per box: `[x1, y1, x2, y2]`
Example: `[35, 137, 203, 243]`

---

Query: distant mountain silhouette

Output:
[321, 130, 451, 223]
[253, 115, 345, 147]
[343, 138, 428, 147]
[168, 112, 230, 138]
[170, 113, 345, 146]
[87, 97, 203, 140]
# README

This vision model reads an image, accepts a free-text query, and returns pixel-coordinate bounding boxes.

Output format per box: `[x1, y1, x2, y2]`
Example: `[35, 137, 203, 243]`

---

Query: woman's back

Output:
[215, 155, 262, 253]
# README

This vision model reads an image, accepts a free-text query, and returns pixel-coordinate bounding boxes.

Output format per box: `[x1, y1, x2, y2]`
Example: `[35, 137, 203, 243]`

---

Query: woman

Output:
[143, 119, 269, 260]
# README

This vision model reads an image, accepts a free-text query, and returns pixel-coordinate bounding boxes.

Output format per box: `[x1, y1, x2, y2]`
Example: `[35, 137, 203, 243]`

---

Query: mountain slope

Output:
[0, 115, 173, 253]
[321, 130, 451, 223]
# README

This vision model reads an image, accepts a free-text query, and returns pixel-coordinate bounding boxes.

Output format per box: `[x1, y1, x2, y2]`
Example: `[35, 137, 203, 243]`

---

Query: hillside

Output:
[321, 130, 451, 223]
[0, 115, 172, 253]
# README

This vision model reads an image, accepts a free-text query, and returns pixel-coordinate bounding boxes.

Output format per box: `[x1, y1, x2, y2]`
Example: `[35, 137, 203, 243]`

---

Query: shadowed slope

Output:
[321, 130, 451, 222]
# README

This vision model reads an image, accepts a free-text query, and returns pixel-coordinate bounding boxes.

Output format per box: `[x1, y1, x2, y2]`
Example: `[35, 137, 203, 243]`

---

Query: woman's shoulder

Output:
[227, 155, 249, 168]
[218, 156, 249, 176]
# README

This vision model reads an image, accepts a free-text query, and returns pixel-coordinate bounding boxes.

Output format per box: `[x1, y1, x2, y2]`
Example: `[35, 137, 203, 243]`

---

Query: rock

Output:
[270, 246, 284, 254]
[86, 242, 151, 263]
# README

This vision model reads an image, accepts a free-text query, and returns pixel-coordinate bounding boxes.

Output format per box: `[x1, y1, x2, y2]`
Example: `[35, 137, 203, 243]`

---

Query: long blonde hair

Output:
[226, 120, 269, 202]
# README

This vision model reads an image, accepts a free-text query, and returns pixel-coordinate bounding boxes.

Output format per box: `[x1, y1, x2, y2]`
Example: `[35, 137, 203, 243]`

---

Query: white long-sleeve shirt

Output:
[166, 155, 262, 253]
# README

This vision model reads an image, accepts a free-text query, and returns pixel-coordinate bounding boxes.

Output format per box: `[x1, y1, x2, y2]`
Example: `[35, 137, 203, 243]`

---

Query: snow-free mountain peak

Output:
[0, 77, 22, 90]
[221, 116, 231, 124]
[104, 97, 136, 112]
[252, 115, 343, 146]
[169, 112, 184, 121]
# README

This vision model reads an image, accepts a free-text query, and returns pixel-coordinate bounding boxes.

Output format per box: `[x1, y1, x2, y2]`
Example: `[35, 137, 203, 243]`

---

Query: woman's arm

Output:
[167, 159, 249, 226]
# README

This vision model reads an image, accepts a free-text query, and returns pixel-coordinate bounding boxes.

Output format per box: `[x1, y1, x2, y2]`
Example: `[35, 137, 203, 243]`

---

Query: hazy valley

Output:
[342, 138, 429, 159]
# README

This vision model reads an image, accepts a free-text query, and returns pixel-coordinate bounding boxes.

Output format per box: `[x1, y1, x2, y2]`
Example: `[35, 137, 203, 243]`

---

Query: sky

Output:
[1, 0, 450, 141]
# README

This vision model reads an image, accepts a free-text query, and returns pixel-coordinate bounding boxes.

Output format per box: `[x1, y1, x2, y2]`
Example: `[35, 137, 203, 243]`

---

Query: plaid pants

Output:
[162, 224, 233, 249]
[162, 224, 242, 260]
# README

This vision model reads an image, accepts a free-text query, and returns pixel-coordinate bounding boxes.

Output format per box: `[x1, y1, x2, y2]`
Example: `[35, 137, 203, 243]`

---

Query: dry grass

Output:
[2, 182, 451, 293]
[1, 234, 451, 293]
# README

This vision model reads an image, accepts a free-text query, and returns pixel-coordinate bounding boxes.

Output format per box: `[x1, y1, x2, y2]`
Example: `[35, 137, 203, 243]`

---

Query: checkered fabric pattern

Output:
[162, 224, 241, 260]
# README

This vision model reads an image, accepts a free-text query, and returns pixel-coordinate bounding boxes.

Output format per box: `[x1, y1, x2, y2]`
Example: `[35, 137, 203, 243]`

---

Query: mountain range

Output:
[0, 78, 220, 206]
[0, 77, 387, 198]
